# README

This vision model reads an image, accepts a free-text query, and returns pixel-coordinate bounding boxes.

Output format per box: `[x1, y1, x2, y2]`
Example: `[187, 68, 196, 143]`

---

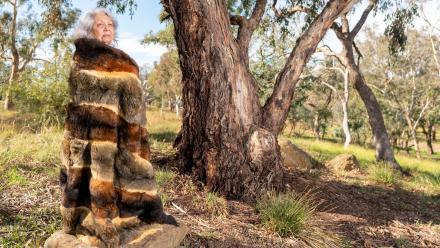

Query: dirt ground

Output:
[154, 154, 440, 248]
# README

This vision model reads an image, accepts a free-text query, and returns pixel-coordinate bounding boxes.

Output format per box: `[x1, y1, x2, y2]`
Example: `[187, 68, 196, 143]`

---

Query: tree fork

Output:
[166, 0, 356, 199]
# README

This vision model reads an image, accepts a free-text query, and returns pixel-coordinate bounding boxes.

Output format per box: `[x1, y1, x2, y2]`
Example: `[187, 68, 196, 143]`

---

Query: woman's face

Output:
[92, 12, 115, 45]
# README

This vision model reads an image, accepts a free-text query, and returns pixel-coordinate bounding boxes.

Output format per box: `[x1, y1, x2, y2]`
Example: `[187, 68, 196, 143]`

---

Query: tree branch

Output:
[18, 41, 39, 72]
[271, 0, 314, 18]
[230, 15, 245, 26]
[349, 0, 376, 40]
[235, 0, 267, 65]
[316, 45, 344, 65]
[352, 40, 363, 65]
[262, 0, 356, 134]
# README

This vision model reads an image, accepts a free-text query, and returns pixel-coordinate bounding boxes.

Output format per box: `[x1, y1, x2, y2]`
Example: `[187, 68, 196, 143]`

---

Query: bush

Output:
[256, 191, 318, 238]
[11, 77, 69, 127]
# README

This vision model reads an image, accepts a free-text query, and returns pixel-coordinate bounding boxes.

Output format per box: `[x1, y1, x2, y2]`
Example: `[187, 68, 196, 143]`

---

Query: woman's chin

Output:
[100, 37, 113, 45]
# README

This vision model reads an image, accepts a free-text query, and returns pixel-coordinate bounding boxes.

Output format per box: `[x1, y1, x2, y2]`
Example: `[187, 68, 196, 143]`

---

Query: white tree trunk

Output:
[342, 68, 351, 149]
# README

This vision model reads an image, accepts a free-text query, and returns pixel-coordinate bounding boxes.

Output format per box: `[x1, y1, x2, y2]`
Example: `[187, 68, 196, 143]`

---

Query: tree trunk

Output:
[4, 0, 19, 110]
[167, 0, 284, 199]
[166, 0, 356, 199]
[313, 113, 321, 140]
[422, 120, 434, 155]
[342, 68, 351, 149]
[351, 71, 400, 168]
[337, 37, 401, 169]
[422, 121, 434, 155]
[403, 113, 421, 159]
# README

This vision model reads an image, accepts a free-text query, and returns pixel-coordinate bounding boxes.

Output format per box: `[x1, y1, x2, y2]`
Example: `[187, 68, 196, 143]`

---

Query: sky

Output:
[23, 0, 440, 68]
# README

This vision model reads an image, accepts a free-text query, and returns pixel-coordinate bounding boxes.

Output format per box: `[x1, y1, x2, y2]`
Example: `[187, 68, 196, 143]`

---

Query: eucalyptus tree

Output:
[362, 30, 439, 158]
[291, 0, 417, 169]
[0, 0, 79, 110]
[99, 0, 362, 199]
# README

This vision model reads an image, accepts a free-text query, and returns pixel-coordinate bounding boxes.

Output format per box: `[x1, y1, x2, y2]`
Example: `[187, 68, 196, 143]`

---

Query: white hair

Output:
[73, 8, 118, 42]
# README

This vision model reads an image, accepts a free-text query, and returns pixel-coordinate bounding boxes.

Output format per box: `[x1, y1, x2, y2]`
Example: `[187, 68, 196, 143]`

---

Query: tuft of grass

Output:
[205, 192, 228, 218]
[154, 169, 176, 188]
[368, 163, 399, 185]
[194, 191, 228, 219]
[256, 191, 318, 238]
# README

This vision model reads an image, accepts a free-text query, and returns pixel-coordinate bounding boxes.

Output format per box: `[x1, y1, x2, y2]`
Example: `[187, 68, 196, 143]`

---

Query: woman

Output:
[60, 8, 174, 247]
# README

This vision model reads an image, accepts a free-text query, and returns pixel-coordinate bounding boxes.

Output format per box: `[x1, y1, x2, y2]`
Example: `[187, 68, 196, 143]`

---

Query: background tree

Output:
[0, 0, 79, 110]
[362, 29, 440, 158]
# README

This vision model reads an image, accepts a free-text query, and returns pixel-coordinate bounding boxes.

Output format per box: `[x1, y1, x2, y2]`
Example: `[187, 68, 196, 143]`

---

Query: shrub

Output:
[256, 191, 318, 238]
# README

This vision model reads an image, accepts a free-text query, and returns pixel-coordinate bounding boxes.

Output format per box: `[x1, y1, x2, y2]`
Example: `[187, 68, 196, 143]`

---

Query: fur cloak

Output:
[59, 38, 172, 247]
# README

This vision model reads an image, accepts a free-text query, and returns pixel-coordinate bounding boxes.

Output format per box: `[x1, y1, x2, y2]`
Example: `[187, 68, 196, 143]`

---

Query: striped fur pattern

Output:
[60, 38, 171, 247]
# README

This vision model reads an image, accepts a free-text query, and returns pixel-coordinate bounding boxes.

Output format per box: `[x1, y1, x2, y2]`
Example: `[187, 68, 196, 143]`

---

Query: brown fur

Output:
[61, 167, 91, 208]
[73, 38, 139, 76]
[89, 179, 119, 219]
[115, 149, 154, 180]
[64, 104, 150, 159]
[60, 38, 171, 246]
[69, 70, 144, 123]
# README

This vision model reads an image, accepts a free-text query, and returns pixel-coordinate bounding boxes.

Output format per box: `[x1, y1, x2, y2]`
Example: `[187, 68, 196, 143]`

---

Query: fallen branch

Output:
[171, 202, 214, 229]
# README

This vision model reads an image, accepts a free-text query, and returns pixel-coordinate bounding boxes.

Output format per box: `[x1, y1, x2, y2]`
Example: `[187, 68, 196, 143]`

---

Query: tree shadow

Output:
[286, 170, 439, 225]
[284, 169, 440, 246]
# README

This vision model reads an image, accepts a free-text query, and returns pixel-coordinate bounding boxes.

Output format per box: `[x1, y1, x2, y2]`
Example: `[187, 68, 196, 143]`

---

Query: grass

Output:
[3, 167, 28, 187]
[368, 162, 399, 185]
[193, 191, 228, 219]
[146, 108, 181, 153]
[0, 126, 63, 171]
[1, 108, 439, 246]
[289, 137, 440, 194]
[0, 208, 61, 248]
[155, 169, 176, 188]
[256, 191, 318, 238]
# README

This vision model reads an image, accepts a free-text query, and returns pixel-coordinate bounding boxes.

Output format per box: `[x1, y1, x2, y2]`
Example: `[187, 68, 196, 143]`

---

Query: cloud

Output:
[117, 32, 168, 66]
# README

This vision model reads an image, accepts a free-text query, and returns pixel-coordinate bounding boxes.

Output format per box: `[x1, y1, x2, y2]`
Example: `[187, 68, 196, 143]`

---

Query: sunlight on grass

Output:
[146, 109, 181, 135]
[146, 109, 181, 153]
[289, 137, 440, 177]
[0, 127, 63, 170]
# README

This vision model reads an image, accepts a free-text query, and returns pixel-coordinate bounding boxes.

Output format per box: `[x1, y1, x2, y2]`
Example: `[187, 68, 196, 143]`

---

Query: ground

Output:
[0, 109, 439, 247]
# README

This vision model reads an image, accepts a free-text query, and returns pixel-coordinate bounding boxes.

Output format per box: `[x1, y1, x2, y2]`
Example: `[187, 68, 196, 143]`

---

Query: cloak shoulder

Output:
[73, 38, 140, 77]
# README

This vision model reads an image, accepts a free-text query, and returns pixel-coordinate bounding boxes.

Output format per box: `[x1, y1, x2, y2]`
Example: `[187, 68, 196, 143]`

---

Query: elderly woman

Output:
[59, 8, 174, 247]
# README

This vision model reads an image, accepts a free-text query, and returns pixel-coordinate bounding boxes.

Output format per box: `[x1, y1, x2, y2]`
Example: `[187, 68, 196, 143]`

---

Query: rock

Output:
[44, 231, 90, 248]
[44, 223, 188, 248]
[279, 140, 322, 170]
[326, 154, 360, 171]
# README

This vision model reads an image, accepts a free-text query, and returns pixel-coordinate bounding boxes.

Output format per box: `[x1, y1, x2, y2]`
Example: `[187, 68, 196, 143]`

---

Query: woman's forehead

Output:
[94, 13, 113, 22]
